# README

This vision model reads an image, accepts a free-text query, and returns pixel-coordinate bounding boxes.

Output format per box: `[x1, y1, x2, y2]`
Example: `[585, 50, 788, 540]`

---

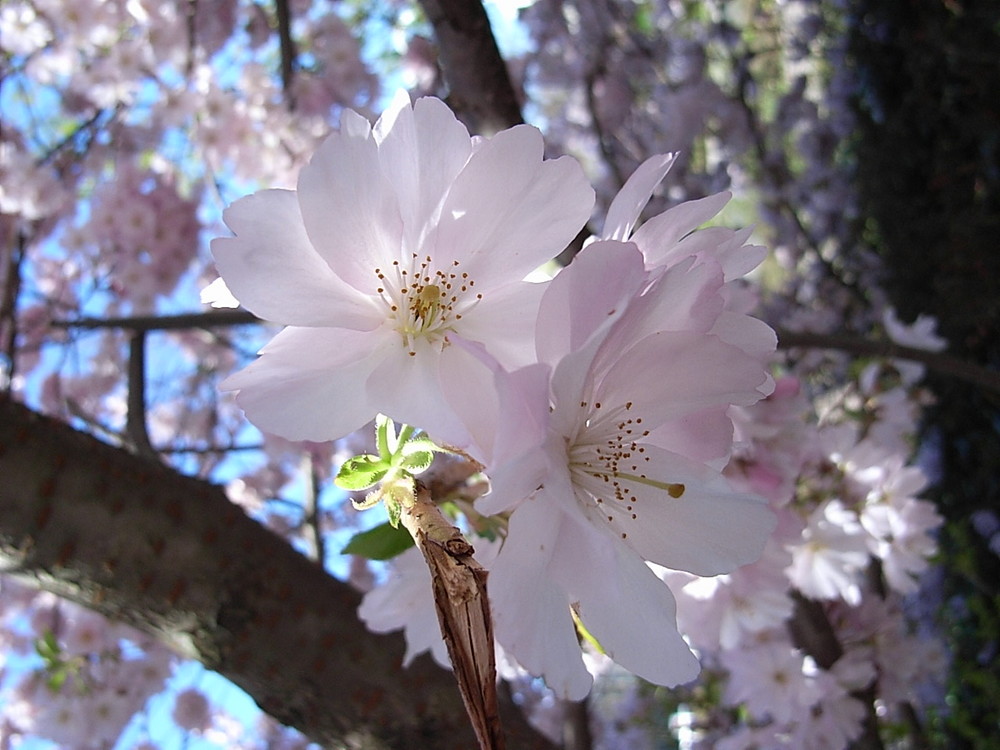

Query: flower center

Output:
[374, 254, 482, 356]
[568, 400, 684, 539]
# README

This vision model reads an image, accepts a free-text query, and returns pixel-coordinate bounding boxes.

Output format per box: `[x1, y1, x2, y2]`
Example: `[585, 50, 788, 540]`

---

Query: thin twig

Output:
[126, 330, 156, 458]
[275, 0, 298, 107]
[53, 309, 261, 332]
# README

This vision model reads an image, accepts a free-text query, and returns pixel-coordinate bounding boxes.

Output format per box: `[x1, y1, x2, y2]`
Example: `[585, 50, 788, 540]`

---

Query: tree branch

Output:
[0, 396, 555, 750]
[417, 0, 523, 134]
[776, 328, 1000, 396]
[274, 0, 298, 107]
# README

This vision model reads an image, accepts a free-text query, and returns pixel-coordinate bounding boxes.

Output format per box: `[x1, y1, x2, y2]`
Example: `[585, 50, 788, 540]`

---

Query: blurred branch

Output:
[776, 328, 1000, 396]
[301, 452, 326, 565]
[0, 395, 556, 750]
[274, 0, 298, 106]
[417, 0, 523, 134]
[53, 309, 261, 331]
[0, 232, 26, 393]
[787, 592, 884, 750]
[125, 330, 156, 458]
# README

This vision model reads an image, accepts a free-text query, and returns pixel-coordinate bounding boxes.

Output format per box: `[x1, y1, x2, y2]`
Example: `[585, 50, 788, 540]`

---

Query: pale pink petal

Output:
[456, 280, 545, 368]
[358, 546, 451, 669]
[489, 496, 595, 700]
[710, 310, 778, 359]
[535, 240, 646, 367]
[595, 256, 723, 362]
[575, 444, 775, 575]
[596, 331, 770, 426]
[631, 191, 730, 265]
[432, 125, 594, 280]
[364, 337, 481, 450]
[221, 327, 388, 441]
[297, 123, 403, 290]
[374, 94, 473, 256]
[602, 153, 676, 241]
[553, 523, 701, 688]
[212, 190, 380, 328]
[474, 363, 552, 516]
[644, 407, 735, 465]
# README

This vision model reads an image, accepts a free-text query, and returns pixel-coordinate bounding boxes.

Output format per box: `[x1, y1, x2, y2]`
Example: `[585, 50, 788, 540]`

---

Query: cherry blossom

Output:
[213, 91, 593, 446]
[478, 237, 776, 699]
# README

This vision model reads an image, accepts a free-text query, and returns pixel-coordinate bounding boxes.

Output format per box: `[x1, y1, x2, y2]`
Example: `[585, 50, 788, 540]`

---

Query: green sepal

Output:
[341, 521, 415, 560]
[335, 454, 390, 491]
[352, 489, 383, 510]
[386, 496, 402, 529]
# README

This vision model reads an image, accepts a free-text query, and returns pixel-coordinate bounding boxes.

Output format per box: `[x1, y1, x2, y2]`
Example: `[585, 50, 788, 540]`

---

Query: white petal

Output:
[221, 327, 388, 441]
[578, 444, 775, 575]
[297, 124, 403, 290]
[432, 125, 594, 281]
[553, 523, 701, 688]
[213, 190, 380, 328]
[374, 95, 473, 256]
[535, 240, 646, 367]
[489, 497, 594, 700]
[603, 153, 676, 241]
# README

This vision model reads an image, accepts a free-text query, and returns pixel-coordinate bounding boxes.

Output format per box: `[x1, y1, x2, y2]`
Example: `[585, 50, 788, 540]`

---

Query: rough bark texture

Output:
[0, 395, 555, 750]
[417, 0, 524, 134]
[400, 486, 503, 750]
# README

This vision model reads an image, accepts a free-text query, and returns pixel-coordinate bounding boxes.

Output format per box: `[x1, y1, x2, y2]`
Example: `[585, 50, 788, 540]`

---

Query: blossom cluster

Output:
[212, 92, 778, 698]
[0, 2, 957, 746]
[209, 93, 947, 749]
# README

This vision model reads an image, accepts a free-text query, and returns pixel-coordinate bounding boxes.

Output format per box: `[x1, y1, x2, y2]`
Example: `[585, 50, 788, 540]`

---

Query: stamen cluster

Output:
[375, 255, 482, 355]
[569, 400, 685, 540]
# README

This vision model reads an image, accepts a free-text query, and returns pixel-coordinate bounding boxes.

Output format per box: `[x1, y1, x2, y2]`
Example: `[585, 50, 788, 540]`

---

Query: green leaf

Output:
[375, 414, 394, 456]
[335, 454, 390, 490]
[35, 630, 61, 664]
[341, 521, 415, 560]
[47, 669, 68, 692]
[401, 450, 434, 475]
[400, 435, 438, 455]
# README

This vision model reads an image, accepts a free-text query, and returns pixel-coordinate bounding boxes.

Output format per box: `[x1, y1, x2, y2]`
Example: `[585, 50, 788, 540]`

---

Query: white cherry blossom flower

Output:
[212, 92, 593, 445]
[477, 240, 776, 699]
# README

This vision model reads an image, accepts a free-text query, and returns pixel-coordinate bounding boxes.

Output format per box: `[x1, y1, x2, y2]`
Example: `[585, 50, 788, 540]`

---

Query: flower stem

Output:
[398, 483, 505, 750]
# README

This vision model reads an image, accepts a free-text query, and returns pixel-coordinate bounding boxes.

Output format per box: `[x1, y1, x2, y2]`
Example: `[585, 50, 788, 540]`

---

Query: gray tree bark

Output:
[0, 395, 555, 750]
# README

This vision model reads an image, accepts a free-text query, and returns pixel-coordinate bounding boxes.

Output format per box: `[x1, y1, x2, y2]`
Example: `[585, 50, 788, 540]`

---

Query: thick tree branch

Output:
[0, 396, 555, 750]
[417, 0, 523, 134]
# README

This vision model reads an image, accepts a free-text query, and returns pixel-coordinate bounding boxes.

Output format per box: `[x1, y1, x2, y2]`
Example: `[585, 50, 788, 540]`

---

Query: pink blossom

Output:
[478, 238, 775, 699]
[213, 92, 593, 446]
